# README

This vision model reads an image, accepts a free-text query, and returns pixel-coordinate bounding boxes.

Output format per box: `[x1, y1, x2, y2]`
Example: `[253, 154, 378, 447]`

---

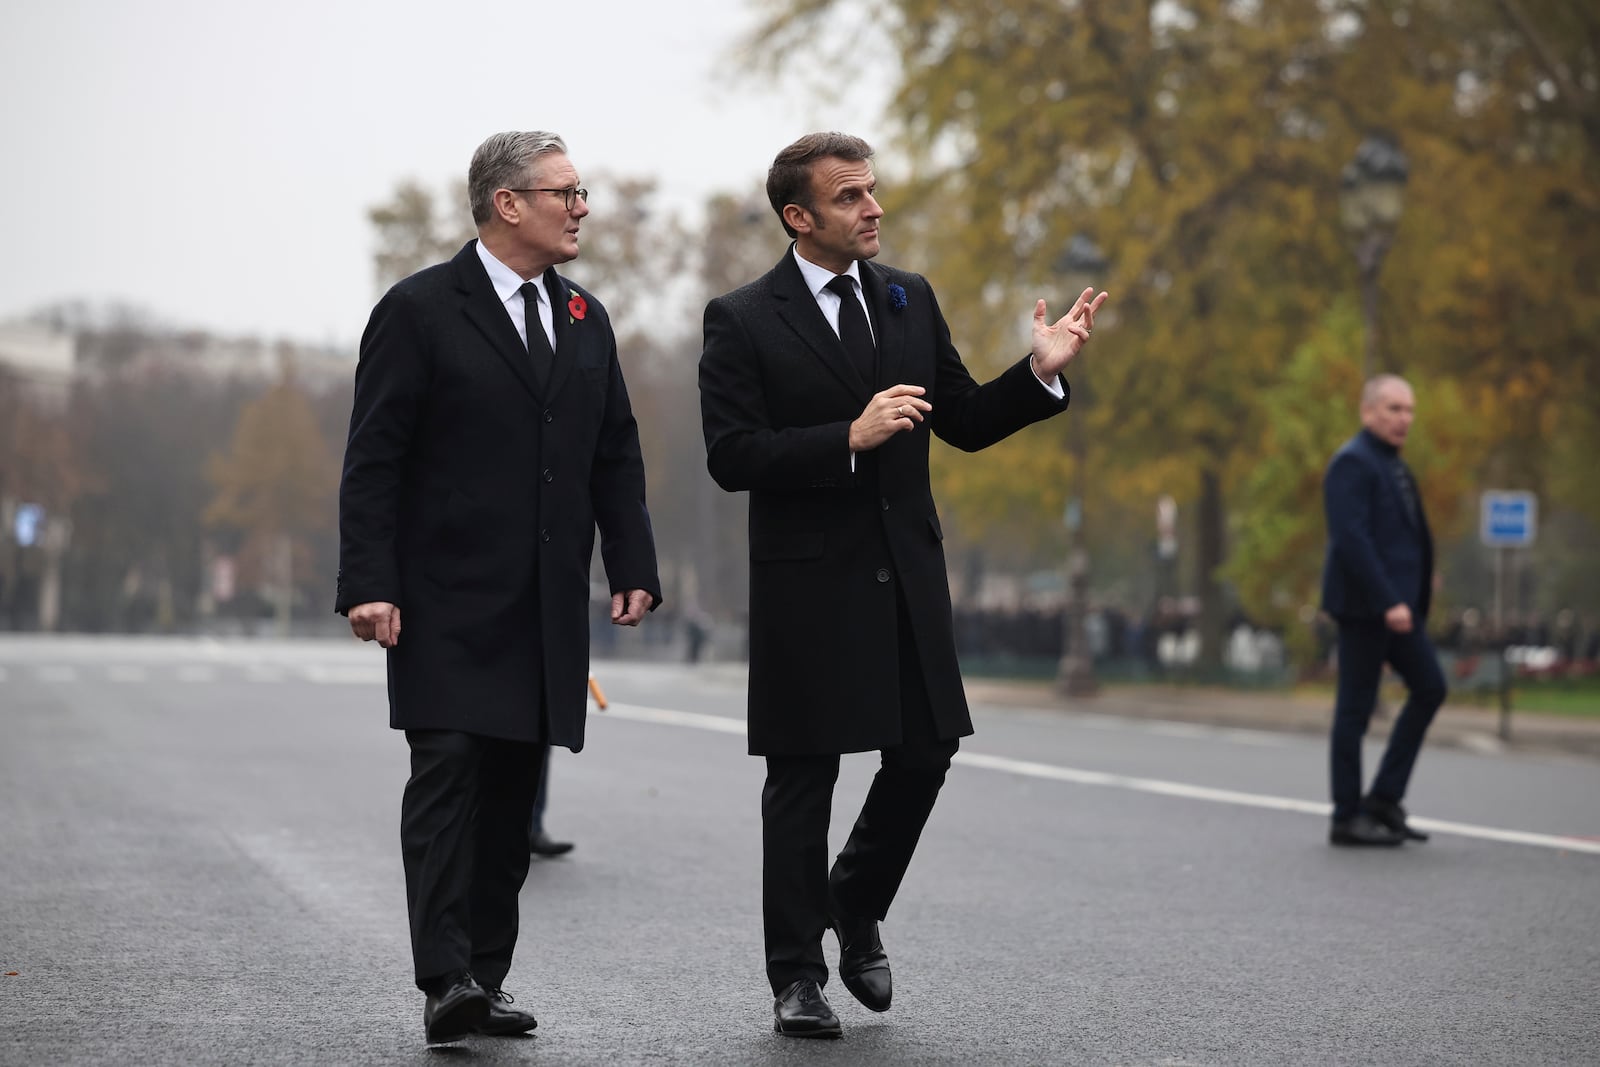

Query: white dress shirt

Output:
[789, 248, 1064, 470]
[476, 240, 556, 351]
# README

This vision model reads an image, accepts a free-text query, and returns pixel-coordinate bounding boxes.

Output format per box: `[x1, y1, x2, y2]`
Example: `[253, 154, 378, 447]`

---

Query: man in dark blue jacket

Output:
[1320, 375, 1446, 846]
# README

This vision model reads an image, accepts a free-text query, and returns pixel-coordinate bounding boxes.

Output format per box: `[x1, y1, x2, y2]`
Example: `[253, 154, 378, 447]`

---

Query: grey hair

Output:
[468, 131, 569, 225]
[1360, 373, 1411, 408]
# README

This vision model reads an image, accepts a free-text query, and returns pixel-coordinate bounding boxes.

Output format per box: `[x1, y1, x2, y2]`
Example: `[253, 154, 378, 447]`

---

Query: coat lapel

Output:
[771, 250, 871, 404]
[543, 267, 578, 402]
[453, 241, 542, 401]
[859, 261, 903, 388]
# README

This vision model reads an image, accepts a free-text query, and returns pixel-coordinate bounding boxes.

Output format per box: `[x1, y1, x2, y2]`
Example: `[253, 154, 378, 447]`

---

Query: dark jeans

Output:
[401, 730, 545, 992]
[761, 594, 958, 994]
[1330, 621, 1448, 822]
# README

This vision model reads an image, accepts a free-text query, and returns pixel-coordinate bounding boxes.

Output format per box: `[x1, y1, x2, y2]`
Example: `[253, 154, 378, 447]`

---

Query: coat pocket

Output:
[927, 513, 944, 542]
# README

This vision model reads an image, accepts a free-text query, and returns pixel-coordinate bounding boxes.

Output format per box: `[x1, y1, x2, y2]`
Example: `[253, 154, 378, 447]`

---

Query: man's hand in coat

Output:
[1030, 286, 1109, 380]
[350, 601, 401, 648]
[612, 589, 655, 627]
[850, 385, 931, 452]
[1385, 603, 1414, 633]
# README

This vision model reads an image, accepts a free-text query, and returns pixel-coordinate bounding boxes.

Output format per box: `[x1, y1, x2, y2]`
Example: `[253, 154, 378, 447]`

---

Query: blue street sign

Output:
[1480, 491, 1537, 548]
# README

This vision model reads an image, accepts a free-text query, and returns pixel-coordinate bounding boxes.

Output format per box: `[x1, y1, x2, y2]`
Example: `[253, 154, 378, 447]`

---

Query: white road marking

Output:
[601, 701, 1600, 857]
[300, 665, 386, 685]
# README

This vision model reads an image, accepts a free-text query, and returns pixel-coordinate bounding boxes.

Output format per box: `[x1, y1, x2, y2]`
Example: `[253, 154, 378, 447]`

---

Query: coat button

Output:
[881, 497, 890, 511]
[876, 568, 890, 583]
[540, 529, 551, 543]
[544, 410, 554, 423]
[543, 469, 554, 483]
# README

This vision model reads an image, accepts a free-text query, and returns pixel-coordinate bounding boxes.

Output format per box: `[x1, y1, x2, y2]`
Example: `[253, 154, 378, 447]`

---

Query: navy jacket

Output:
[1320, 429, 1433, 624]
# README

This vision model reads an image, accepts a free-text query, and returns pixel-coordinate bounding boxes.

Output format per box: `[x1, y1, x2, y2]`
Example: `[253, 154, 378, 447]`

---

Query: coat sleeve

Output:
[335, 289, 429, 615]
[590, 326, 663, 608]
[1324, 451, 1401, 613]
[698, 295, 857, 493]
[919, 278, 1070, 453]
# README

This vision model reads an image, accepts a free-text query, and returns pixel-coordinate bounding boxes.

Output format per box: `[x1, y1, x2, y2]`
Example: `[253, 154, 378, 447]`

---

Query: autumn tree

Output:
[205, 369, 338, 632]
[744, 0, 1600, 665]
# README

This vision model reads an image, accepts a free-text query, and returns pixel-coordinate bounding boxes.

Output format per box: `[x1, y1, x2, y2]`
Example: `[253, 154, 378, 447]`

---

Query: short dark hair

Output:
[766, 132, 875, 238]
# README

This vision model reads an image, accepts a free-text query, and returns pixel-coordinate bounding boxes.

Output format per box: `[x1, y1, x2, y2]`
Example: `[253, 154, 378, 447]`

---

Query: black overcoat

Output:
[337, 241, 660, 750]
[698, 250, 1069, 756]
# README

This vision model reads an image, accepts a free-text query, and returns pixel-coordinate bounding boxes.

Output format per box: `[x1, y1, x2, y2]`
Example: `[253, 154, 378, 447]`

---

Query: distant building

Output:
[0, 321, 75, 409]
[76, 330, 353, 392]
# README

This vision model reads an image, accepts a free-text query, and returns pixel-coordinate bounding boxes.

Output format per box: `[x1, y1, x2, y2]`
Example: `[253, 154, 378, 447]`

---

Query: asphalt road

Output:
[2, 636, 1597, 1066]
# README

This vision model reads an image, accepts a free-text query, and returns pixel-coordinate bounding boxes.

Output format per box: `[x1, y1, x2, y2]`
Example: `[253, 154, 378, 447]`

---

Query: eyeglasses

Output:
[507, 186, 589, 211]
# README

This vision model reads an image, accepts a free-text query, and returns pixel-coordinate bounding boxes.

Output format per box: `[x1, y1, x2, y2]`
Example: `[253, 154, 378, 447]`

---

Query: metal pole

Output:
[1056, 409, 1098, 697]
[1360, 263, 1380, 379]
[1497, 546, 1513, 741]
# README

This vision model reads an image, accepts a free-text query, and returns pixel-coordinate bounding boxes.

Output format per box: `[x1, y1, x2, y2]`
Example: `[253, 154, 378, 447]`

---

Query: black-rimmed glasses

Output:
[507, 186, 589, 211]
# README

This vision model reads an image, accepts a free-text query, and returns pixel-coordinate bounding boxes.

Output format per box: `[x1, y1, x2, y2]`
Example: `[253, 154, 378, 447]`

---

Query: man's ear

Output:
[493, 189, 521, 226]
[781, 203, 812, 235]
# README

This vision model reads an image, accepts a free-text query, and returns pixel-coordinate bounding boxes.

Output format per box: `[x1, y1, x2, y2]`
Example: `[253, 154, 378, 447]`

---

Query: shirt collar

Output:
[792, 246, 862, 300]
[476, 240, 546, 308]
[1360, 427, 1399, 456]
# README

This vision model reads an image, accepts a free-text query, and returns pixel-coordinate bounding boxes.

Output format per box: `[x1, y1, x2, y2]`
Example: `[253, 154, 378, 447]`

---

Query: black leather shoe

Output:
[530, 831, 574, 857]
[772, 978, 842, 1038]
[1364, 796, 1429, 841]
[478, 987, 538, 1036]
[1329, 812, 1405, 847]
[423, 972, 490, 1045]
[830, 906, 892, 1012]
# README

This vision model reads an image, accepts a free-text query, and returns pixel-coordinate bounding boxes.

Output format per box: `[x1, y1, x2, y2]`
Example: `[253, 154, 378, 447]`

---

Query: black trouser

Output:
[761, 601, 958, 994]
[1330, 621, 1448, 822]
[401, 729, 545, 992]
[526, 743, 553, 839]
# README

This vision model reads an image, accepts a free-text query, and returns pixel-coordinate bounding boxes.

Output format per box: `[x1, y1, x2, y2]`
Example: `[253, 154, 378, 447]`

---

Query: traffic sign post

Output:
[1480, 491, 1538, 741]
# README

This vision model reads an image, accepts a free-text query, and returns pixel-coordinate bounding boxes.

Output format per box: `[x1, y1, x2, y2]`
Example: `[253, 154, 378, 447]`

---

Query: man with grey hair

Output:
[700, 132, 1107, 1037]
[1321, 374, 1446, 847]
[338, 131, 660, 1044]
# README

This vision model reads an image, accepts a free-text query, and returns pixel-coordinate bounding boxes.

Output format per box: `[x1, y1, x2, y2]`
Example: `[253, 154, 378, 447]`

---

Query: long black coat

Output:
[337, 241, 660, 750]
[699, 250, 1069, 756]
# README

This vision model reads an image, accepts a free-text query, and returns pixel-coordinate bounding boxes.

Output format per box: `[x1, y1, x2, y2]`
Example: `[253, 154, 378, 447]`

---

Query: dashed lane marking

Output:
[600, 701, 1600, 857]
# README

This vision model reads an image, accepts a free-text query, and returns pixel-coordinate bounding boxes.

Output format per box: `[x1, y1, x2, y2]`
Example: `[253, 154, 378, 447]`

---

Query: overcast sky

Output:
[1, 0, 887, 347]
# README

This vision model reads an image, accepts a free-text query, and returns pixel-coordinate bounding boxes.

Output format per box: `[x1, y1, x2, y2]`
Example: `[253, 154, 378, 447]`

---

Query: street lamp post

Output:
[1339, 135, 1409, 379]
[1055, 235, 1109, 698]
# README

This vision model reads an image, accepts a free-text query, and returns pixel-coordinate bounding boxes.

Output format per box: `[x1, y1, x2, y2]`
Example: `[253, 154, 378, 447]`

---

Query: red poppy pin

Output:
[567, 293, 587, 323]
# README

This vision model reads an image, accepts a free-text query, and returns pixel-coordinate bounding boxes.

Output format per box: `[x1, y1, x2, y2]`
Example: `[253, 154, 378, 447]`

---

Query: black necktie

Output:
[520, 281, 554, 388]
[825, 275, 876, 384]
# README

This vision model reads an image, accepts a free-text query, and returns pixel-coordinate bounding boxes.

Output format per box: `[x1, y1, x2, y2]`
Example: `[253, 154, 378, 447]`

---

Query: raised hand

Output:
[1030, 286, 1109, 380]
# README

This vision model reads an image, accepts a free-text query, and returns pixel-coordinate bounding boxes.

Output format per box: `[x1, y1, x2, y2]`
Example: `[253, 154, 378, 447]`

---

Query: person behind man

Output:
[337, 131, 660, 1044]
[528, 743, 574, 857]
[1321, 374, 1445, 847]
[698, 132, 1108, 1038]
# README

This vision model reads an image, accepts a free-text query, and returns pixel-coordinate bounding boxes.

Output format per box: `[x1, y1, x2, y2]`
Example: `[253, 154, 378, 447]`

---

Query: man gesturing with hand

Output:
[698, 131, 1107, 1039]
